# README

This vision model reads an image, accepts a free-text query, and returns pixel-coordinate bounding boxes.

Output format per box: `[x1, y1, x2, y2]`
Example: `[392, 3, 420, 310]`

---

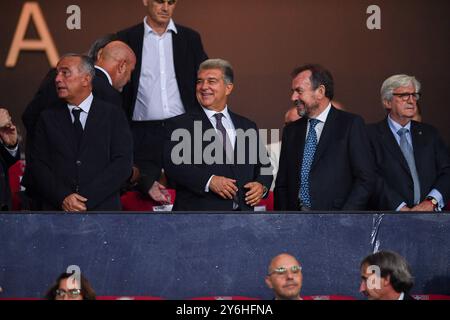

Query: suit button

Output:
[76, 160, 82, 166]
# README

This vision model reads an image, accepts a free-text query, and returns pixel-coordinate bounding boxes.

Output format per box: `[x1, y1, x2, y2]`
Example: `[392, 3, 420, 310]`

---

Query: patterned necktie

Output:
[213, 113, 233, 160]
[213, 113, 238, 209]
[397, 128, 421, 204]
[299, 119, 320, 208]
[72, 108, 83, 148]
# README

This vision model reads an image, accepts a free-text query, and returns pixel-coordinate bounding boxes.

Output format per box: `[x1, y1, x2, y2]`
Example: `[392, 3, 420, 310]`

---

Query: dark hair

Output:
[291, 64, 334, 100]
[361, 250, 414, 293]
[199, 59, 234, 84]
[87, 33, 119, 61]
[45, 272, 96, 300]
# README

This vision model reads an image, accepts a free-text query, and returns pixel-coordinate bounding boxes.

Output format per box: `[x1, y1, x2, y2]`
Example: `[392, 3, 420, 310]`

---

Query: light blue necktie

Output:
[299, 119, 320, 208]
[397, 128, 421, 204]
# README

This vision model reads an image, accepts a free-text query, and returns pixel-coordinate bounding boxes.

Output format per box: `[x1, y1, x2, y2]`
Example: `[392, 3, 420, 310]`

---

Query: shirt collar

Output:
[202, 105, 231, 121]
[143, 17, 178, 35]
[67, 93, 93, 114]
[398, 292, 405, 300]
[95, 65, 112, 86]
[388, 114, 411, 134]
[311, 102, 332, 124]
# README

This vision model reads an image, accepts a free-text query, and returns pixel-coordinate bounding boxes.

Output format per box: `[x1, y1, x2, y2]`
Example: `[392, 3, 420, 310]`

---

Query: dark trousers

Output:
[131, 120, 168, 194]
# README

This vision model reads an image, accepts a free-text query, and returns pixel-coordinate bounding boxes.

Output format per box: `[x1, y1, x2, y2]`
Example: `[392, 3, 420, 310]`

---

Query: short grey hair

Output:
[199, 58, 234, 84]
[59, 53, 96, 80]
[361, 250, 414, 293]
[381, 74, 421, 103]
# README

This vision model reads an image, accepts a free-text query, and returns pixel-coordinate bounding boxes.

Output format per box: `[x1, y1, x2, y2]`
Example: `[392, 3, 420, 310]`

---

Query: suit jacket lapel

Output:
[172, 26, 186, 85]
[410, 121, 426, 188]
[131, 24, 144, 104]
[53, 103, 78, 155]
[79, 98, 102, 154]
[312, 107, 336, 169]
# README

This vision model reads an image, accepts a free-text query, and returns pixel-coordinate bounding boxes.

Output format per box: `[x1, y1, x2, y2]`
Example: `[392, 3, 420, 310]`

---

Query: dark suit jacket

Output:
[31, 97, 133, 211]
[117, 22, 208, 119]
[274, 107, 375, 211]
[164, 109, 273, 211]
[22, 68, 123, 197]
[0, 145, 20, 210]
[367, 119, 450, 210]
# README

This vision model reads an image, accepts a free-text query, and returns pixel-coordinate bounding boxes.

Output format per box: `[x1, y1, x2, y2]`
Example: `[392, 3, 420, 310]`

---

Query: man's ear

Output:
[265, 276, 273, 289]
[225, 83, 234, 96]
[82, 74, 92, 88]
[383, 99, 392, 111]
[118, 60, 127, 74]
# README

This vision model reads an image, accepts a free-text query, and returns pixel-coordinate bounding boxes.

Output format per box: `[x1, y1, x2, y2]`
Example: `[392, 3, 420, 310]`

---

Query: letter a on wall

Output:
[5, 2, 60, 68]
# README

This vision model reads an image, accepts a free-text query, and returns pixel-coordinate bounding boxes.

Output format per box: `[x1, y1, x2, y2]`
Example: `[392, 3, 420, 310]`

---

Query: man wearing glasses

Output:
[367, 74, 450, 211]
[265, 253, 303, 300]
[117, 0, 208, 204]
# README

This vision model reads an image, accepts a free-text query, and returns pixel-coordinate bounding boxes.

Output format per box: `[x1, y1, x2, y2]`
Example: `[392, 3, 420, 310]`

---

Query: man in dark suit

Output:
[31, 54, 133, 211]
[22, 39, 137, 209]
[0, 108, 20, 211]
[367, 74, 450, 211]
[360, 250, 415, 300]
[164, 59, 272, 211]
[274, 64, 375, 211]
[117, 0, 208, 203]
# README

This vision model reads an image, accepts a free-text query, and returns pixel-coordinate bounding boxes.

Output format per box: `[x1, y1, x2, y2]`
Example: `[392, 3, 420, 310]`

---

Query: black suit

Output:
[367, 119, 450, 210]
[31, 98, 133, 211]
[274, 107, 375, 211]
[164, 109, 273, 211]
[117, 22, 208, 193]
[21, 68, 123, 208]
[0, 145, 20, 210]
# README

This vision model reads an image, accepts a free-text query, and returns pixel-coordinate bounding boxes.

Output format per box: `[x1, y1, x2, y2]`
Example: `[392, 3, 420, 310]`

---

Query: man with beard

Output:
[367, 74, 450, 211]
[265, 253, 303, 300]
[274, 64, 375, 211]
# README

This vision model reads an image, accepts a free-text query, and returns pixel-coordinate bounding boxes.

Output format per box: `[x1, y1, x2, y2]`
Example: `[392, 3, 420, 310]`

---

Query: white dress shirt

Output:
[305, 103, 332, 143]
[202, 106, 236, 192]
[67, 93, 93, 129]
[133, 17, 184, 121]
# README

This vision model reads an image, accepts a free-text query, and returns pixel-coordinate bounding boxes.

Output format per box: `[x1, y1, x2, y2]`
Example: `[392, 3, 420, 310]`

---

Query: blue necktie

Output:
[299, 119, 320, 208]
[397, 128, 421, 204]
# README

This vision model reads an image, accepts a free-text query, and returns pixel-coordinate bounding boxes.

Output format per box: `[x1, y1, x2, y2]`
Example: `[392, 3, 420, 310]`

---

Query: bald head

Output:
[265, 253, 303, 300]
[284, 107, 301, 125]
[96, 41, 136, 91]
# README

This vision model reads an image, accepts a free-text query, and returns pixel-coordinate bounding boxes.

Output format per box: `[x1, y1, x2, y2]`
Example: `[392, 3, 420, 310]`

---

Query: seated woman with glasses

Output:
[45, 272, 96, 300]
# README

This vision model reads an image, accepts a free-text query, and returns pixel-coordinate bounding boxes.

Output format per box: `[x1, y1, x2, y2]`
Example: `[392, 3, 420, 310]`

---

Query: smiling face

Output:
[265, 254, 303, 300]
[291, 70, 324, 118]
[196, 68, 234, 112]
[143, 0, 177, 29]
[384, 83, 418, 126]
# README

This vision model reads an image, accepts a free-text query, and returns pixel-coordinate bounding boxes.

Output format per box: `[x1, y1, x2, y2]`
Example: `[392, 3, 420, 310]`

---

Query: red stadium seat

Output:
[97, 296, 165, 300]
[120, 190, 176, 212]
[8, 160, 25, 211]
[189, 296, 260, 300]
[306, 295, 357, 300]
[258, 191, 274, 211]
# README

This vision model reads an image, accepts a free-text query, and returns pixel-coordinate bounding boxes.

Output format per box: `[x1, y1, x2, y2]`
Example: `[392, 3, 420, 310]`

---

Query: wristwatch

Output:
[425, 196, 439, 212]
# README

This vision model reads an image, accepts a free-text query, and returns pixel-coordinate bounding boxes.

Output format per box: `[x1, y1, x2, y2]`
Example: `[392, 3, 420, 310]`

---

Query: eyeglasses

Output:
[268, 265, 302, 276]
[155, 0, 177, 5]
[55, 289, 82, 299]
[392, 92, 421, 101]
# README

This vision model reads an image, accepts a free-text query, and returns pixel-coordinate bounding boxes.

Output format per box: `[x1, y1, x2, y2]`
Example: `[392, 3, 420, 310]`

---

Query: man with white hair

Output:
[367, 74, 450, 211]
